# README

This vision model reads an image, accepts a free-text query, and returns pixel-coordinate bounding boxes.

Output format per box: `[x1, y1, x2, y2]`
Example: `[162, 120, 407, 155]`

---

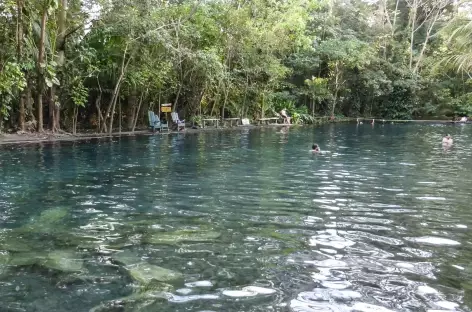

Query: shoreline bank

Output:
[0, 118, 464, 146]
[0, 124, 289, 146]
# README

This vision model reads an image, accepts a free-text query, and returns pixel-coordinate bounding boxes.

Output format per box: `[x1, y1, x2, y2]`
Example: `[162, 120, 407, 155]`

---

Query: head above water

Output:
[312, 144, 319, 150]
[445, 134, 452, 139]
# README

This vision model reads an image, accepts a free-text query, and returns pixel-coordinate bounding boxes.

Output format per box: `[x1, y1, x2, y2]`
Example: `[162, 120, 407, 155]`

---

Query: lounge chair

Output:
[171, 112, 185, 131]
[158, 114, 169, 132]
[148, 111, 161, 132]
[148, 111, 169, 132]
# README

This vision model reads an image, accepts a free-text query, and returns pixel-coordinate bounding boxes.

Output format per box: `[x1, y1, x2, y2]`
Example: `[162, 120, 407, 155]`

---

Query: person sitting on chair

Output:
[280, 109, 291, 124]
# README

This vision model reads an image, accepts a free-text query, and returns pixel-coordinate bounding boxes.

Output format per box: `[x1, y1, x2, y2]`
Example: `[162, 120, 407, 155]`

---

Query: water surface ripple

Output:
[1, 123, 472, 312]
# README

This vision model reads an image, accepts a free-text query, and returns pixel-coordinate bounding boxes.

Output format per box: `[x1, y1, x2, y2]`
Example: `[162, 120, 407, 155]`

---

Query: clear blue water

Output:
[1, 123, 472, 312]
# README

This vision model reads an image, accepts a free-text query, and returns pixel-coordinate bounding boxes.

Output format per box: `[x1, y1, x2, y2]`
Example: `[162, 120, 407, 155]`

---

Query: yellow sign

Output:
[161, 103, 172, 113]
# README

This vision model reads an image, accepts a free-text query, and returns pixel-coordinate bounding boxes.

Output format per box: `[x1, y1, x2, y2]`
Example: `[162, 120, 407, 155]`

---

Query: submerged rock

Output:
[112, 250, 142, 266]
[42, 250, 84, 272]
[128, 262, 183, 284]
[36, 207, 69, 225]
[0, 236, 32, 252]
[145, 230, 221, 245]
[17, 207, 69, 235]
[9, 251, 46, 266]
[112, 250, 184, 285]
[89, 289, 172, 312]
[0, 252, 10, 276]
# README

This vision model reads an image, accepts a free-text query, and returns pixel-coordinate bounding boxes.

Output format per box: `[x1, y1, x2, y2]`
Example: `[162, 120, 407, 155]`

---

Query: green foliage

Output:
[1, 0, 472, 131]
[0, 62, 26, 120]
[70, 80, 88, 108]
[451, 92, 472, 116]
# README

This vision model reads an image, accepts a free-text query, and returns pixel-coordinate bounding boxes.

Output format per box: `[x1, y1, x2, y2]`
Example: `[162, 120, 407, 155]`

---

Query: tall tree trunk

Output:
[332, 62, 340, 117]
[132, 90, 146, 132]
[413, 11, 440, 74]
[221, 88, 229, 120]
[17, 0, 26, 132]
[242, 72, 249, 118]
[50, 0, 68, 132]
[173, 84, 182, 112]
[391, 0, 400, 37]
[260, 92, 265, 118]
[127, 89, 137, 130]
[95, 77, 106, 132]
[72, 106, 78, 134]
[389, 0, 401, 59]
[409, 0, 417, 70]
[49, 86, 56, 130]
[26, 79, 33, 121]
[312, 98, 315, 117]
[95, 96, 102, 133]
[172, 21, 182, 113]
[118, 97, 122, 134]
[103, 45, 131, 134]
[36, 10, 48, 132]
[107, 85, 120, 134]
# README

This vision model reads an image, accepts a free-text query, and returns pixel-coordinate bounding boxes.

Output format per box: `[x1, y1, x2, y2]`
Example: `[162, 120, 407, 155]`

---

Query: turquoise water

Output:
[1, 123, 472, 312]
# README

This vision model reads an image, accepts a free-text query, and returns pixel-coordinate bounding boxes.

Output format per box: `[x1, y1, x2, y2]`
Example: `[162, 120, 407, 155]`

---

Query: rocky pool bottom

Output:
[1, 123, 472, 311]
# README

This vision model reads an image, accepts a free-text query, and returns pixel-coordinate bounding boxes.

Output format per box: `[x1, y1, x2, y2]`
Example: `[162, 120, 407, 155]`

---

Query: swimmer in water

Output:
[442, 134, 453, 145]
[312, 144, 320, 153]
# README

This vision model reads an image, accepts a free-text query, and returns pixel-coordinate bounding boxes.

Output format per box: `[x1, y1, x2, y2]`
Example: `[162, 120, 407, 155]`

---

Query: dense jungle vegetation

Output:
[1, 0, 472, 133]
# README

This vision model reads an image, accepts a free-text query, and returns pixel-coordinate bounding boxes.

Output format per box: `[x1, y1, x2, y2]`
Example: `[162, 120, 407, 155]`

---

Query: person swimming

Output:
[442, 134, 453, 145]
[312, 144, 320, 153]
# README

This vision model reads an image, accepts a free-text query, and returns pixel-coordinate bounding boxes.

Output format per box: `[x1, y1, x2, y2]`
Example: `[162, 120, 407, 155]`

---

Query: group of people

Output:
[311, 134, 454, 154]
[305, 114, 457, 154]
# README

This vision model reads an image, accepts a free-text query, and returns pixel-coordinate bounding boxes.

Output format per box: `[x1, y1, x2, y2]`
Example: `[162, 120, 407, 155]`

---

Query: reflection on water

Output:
[1, 123, 472, 311]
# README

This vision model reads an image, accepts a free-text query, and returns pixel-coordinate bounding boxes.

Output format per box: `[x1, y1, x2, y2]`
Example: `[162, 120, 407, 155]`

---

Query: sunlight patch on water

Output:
[321, 280, 352, 289]
[242, 286, 276, 295]
[352, 302, 395, 312]
[305, 259, 348, 268]
[434, 301, 460, 310]
[169, 294, 219, 303]
[185, 281, 213, 287]
[416, 196, 447, 201]
[406, 236, 460, 246]
[417, 285, 439, 295]
[290, 292, 351, 312]
[222, 290, 257, 297]
[319, 205, 341, 211]
[309, 230, 356, 250]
